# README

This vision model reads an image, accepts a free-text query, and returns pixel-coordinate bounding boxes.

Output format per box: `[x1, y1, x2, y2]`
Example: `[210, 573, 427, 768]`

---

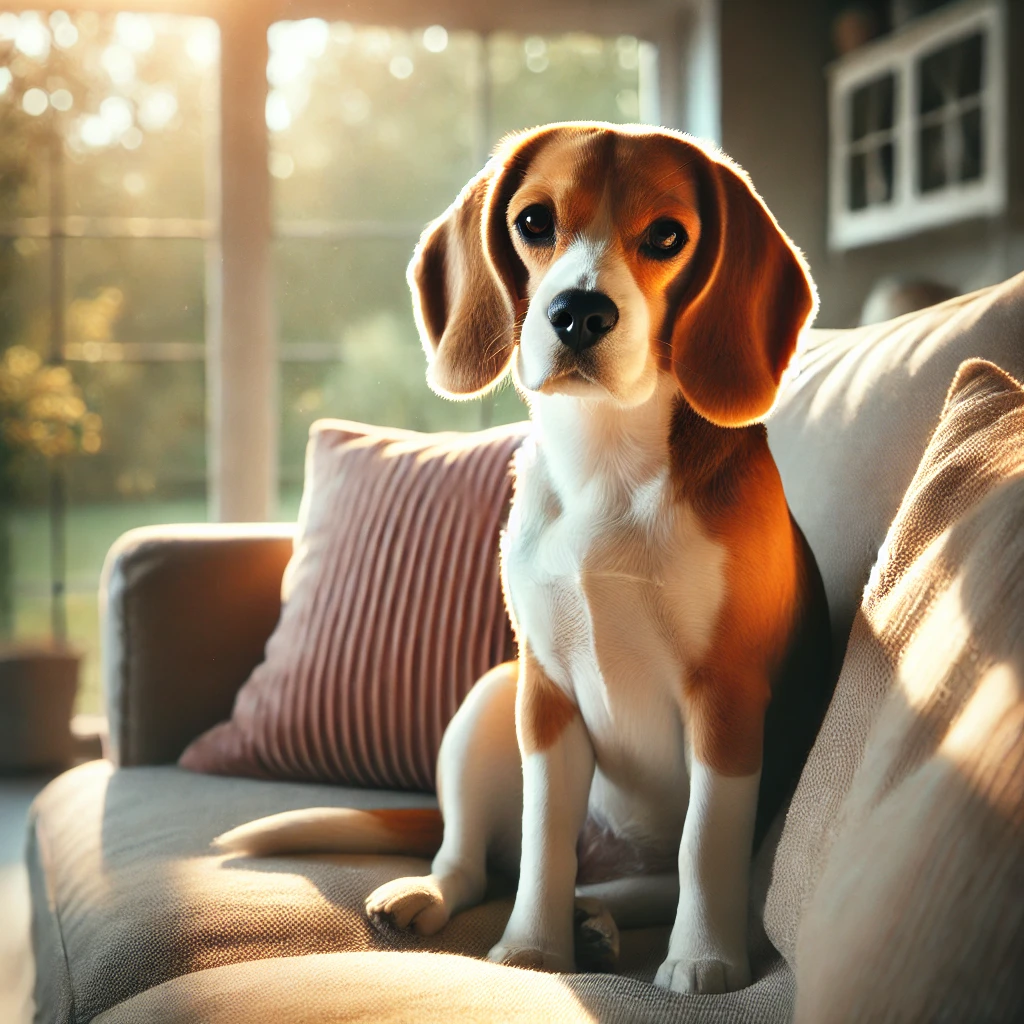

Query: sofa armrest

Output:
[101, 523, 294, 767]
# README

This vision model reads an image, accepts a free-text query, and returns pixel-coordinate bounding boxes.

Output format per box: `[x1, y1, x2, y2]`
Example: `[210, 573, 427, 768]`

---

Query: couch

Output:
[26, 274, 1024, 1023]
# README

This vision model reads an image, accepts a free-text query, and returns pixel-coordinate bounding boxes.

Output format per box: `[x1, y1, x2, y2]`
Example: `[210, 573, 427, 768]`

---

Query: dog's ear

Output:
[407, 154, 529, 398]
[667, 141, 817, 427]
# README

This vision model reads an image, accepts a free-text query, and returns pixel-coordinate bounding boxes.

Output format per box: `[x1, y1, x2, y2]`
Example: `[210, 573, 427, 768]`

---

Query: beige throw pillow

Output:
[765, 359, 1024, 1022]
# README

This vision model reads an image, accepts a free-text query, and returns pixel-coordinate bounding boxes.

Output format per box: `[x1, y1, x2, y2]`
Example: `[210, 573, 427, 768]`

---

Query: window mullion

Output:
[209, 4, 277, 522]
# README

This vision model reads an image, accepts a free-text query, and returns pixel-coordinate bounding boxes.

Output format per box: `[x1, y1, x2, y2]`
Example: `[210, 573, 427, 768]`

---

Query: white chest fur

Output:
[500, 384, 729, 847]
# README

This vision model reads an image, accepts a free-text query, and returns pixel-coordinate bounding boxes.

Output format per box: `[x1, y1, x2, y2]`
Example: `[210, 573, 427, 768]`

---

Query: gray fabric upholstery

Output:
[92, 951, 795, 1024]
[768, 272, 1024, 667]
[28, 762, 791, 1024]
[101, 524, 294, 766]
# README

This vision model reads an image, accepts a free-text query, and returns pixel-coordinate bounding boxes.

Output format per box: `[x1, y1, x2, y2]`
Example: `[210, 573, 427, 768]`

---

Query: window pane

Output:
[919, 121, 946, 192]
[849, 73, 895, 142]
[848, 152, 867, 210]
[960, 106, 983, 181]
[276, 236, 413, 346]
[64, 238, 205, 349]
[0, 12, 217, 219]
[64, 14, 217, 219]
[276, 236, 524, 494]
[0, 236, 50, 355]
[919, 32, 984, 115]
[489, 33, 641, 137]
[871, 142, 894, 204]
[270, 21, 480, 224]
[68, 360, 206, 502]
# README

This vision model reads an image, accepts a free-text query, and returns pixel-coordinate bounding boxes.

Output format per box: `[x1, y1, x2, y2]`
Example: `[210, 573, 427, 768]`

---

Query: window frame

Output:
[827, 0, 1007, 252]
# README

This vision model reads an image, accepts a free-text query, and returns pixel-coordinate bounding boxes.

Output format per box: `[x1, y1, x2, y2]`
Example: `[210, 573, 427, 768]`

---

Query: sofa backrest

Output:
[767, 271, 1024, 667]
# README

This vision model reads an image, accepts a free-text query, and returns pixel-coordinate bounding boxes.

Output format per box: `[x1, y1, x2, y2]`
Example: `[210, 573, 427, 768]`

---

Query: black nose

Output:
[546, 289, 619, 352]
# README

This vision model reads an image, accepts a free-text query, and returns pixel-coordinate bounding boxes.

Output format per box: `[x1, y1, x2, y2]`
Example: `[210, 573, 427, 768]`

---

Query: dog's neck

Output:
[527, 374, 680, 504]
[527, 373, 765, 513]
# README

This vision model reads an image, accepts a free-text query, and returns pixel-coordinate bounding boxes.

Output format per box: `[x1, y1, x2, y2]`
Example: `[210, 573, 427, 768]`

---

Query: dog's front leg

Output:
[656, 684, 764, 995]
[489, 649, 594, 973]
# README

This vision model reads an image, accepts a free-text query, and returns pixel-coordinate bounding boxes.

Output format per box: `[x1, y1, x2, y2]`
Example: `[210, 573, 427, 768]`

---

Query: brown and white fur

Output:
[216, 123, 831, 995]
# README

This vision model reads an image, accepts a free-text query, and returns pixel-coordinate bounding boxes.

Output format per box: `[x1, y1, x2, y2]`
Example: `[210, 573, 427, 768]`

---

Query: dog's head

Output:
[408, 122, 816, 426]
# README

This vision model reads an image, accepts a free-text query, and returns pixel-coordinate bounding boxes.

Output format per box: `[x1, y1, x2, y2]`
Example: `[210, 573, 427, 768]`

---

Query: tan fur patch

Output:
[364, 808, 445, 858]
[517, 647, 580, 755]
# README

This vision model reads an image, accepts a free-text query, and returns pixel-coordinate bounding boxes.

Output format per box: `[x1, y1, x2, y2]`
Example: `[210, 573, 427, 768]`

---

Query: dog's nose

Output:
[546, 289, 619, 352]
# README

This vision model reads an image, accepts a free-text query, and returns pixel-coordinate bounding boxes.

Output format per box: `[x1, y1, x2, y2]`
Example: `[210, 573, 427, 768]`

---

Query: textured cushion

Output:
[763, 360, 1024, 1021]
[180, 420, 525, 791]
[92, 951, 796, 1024]
[768, 272, 1024, 664]
[30, 761, 791, 1024]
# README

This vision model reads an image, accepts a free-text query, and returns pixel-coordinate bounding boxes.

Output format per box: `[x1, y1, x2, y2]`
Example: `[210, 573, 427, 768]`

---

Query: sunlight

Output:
[49, 11, 79, 49]
[892, 567, 969, 712]
[944, 663, 1021, 770]
[100, 95, 133, 135]
[14, 13, 50, 60]
[115, 12, 154, 53]
[53, 20, 78, 49]
[389, 55, 413, 80]
[138, 88, 177, 131]
[80, 114, 113, 147]
[422, 25, 448, 53]
[185, 21, 218, 68]
[101, 43, 135, 85]
[50, 87, 73, 111]
[266, 90, 292, 132]
[21, 87, 48, 116]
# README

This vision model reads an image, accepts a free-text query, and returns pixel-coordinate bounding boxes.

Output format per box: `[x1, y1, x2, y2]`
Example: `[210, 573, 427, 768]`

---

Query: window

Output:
[0, 11, 218, 712]
[828, 0, 1006, 250]
[270, 21, 654, 512]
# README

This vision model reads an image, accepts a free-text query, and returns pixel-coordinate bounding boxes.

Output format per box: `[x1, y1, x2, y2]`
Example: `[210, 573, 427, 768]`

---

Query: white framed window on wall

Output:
[828, 0, 1007, 251]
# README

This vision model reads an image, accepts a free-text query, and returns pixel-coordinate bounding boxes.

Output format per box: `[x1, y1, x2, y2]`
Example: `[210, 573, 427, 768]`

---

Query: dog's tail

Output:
[212, 807, 443, 858]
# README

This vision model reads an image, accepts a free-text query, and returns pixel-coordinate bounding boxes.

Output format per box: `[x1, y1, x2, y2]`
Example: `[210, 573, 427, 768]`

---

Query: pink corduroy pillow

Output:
[179, 419, 526, 792]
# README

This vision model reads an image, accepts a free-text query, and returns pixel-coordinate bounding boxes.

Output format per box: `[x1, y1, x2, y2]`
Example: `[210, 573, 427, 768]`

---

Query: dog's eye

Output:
[516, 204, 555, 244]
[643, 219, 687, 260]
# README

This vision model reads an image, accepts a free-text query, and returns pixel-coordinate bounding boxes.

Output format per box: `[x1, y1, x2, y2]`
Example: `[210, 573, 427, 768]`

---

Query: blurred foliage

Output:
[0, 11, 215, 505]
[0, 345, 101, 464]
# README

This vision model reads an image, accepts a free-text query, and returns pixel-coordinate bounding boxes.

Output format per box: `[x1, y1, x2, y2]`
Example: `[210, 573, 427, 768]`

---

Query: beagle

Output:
[216, 123, 831, 995]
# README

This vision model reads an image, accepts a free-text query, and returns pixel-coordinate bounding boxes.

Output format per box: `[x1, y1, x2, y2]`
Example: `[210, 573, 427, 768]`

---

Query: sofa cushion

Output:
[768, 272, 1024, 663]
[763, 360, 1024, 1021]
[179, 420, 525, 792]
[30, 761, 790, 1024]
[92, 950, 796, 1024]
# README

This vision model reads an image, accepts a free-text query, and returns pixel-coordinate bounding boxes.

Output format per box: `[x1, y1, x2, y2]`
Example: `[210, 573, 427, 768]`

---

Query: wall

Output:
[717, 0, 1024, 328]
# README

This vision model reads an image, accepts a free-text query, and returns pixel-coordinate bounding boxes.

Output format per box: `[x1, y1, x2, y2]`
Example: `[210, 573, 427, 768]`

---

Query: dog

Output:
[216, 122, 831, 995]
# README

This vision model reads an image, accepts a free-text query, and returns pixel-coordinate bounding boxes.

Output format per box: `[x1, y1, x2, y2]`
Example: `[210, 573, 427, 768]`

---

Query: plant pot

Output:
[0, 644, 80, 773]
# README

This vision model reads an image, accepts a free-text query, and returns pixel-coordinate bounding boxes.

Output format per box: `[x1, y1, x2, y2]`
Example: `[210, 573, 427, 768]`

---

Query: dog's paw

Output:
[573, 896, 619, 973]
[365, 875, 450, 937]
[654, 954, 750, 995]
[487, 941, 574, 973]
